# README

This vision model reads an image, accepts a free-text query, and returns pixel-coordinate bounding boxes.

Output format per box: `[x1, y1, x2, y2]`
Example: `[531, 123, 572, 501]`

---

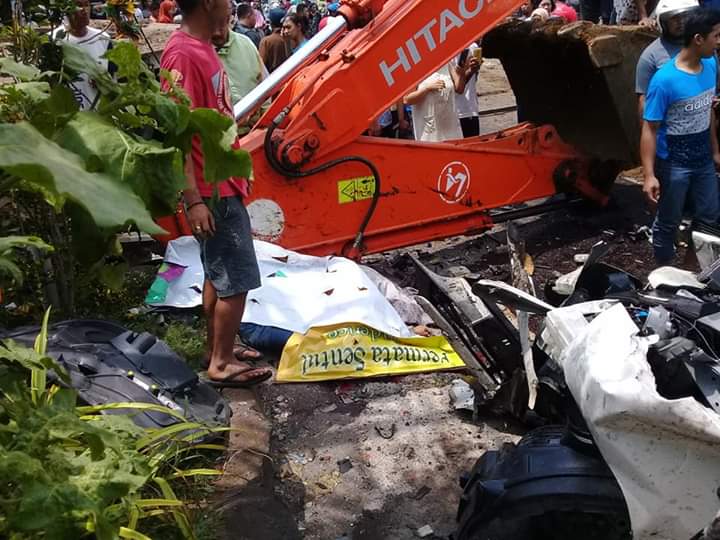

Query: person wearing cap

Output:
[530, 6, 551, 19]
[259, 7, 291, 71]
[319, 1, 339, 29]
[636, 0, 699, 120]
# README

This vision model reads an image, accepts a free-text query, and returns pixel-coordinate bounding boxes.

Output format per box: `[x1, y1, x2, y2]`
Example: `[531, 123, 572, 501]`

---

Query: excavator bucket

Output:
[484, 20, 657, 165]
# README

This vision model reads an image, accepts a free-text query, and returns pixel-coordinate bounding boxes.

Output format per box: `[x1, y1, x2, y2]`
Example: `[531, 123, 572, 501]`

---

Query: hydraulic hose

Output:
[263, 110, 381, 258]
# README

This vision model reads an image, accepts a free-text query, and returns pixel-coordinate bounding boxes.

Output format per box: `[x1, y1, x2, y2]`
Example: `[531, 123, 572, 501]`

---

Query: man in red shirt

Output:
[161, 0, 271, 387]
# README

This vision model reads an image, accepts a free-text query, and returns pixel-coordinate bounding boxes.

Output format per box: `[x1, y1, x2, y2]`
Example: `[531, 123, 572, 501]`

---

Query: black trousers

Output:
[460, 116, 480, 138]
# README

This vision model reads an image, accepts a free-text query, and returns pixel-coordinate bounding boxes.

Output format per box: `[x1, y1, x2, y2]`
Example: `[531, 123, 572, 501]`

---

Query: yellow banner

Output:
[277, 323, 465, 382]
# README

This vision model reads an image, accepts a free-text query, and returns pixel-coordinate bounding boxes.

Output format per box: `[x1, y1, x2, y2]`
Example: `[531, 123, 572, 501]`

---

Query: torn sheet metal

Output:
[555, 302, 720, 540]
[693, 230, 720, 271]
[411, 257, 524, 400]
[648, 266, 706, 290]
[147, 236, 413, 337]
[517, 310, 537, 409]
[473, 279, 553, 315]
[473, 279, 551, 410]
[414, 295, 498, 397]
[553, 267, 582, 296]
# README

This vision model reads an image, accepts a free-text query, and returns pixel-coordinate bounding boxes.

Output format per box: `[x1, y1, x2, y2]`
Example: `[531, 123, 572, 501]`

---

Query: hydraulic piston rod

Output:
[233, 15, 348, 121]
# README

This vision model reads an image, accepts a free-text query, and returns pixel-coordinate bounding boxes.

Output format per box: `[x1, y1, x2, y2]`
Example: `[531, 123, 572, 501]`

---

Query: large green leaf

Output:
[0, 235, 52, 286]
[0, 58, 41, 81]
[0, 256, 23, 284]
[103, 40, 147, 83]
[65, 202, 113, 266]
[30, 85, 79, 137]
[187, 108, 253, 183]
[30, 307, 51, 404]
[0, 122, 163, 234]
[0, 235, 53, 253]
[58, 112, 184, 216]
[151, 91, 191, 136]
[60, 40, 115, 95]
[0, 339, 54, 372]
[0, 81, 51, 102]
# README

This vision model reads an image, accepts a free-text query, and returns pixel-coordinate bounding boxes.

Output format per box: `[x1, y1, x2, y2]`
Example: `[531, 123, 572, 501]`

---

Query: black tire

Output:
[455, 426, 632, 540]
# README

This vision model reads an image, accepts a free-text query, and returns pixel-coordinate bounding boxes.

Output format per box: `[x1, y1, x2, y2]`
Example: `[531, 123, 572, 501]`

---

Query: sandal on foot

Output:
[200, 345, 265, 370]
[205, 367, 273, 389]
[233, 344, 264, 362]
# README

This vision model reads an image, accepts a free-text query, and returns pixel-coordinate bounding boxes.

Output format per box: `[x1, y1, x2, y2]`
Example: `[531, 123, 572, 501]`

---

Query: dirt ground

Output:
[215, 60, 672, 540]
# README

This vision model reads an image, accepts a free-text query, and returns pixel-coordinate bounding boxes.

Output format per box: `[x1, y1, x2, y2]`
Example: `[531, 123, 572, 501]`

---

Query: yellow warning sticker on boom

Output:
[337, 176, 376, 204]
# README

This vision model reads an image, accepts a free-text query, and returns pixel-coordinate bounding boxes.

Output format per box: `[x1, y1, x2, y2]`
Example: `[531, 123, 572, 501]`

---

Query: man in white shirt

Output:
[60, 0, 112, 110]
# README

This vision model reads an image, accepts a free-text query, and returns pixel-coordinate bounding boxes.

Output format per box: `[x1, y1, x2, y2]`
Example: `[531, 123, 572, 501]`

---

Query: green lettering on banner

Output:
[354, 347, 366, 371]
[331, 348, 342, 366]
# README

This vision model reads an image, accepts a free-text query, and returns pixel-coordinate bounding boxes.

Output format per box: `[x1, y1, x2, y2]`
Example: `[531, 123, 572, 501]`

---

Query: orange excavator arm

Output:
[260, 0, 524, 164]
[226, 1, 619, 258]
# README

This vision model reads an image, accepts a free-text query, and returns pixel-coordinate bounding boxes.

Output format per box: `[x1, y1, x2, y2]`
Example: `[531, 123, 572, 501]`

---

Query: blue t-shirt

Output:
[644, 56, 717, 166]
[701, 0, 720, 11]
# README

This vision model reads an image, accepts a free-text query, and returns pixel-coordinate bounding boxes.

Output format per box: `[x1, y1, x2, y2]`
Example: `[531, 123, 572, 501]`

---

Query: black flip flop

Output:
[233, 344, 265, 362]
[206, 367, 273, 388]
[200, 345, 265, 370]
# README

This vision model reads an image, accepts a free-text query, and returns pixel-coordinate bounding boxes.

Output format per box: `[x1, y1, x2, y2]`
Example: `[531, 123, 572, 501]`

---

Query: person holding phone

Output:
[403, 55, 479, 142]
[454, 42, 483, 138]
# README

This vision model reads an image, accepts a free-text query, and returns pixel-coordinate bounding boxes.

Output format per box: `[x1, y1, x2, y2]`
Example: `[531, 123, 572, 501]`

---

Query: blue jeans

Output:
[239, 323, 292, 355]
[652, 159, 719, 264]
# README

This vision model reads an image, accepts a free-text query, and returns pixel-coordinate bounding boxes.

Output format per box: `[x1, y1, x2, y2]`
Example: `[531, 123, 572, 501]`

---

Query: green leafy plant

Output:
[0, 311, 226, 539]
[1, 7, 251, 315]
[0, 235, 53, 284]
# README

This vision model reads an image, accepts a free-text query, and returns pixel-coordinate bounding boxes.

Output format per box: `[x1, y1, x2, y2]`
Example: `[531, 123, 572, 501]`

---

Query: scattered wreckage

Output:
[423, 236, 720, 540]
[6, 223, 720, 538]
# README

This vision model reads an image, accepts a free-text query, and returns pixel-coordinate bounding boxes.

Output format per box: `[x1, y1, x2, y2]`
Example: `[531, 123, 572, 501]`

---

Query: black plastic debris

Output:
[1, 320, 231, 431]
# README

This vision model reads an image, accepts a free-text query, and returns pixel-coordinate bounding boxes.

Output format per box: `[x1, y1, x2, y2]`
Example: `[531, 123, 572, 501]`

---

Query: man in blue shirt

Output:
[641, 8, 720, 264]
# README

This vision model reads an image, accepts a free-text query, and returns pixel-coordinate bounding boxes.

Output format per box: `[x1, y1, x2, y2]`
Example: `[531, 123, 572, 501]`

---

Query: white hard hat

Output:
[653, 0, 699, 19]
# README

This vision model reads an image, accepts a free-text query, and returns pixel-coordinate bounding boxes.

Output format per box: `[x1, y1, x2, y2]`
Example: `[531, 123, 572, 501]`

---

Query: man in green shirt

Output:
[212, 2, 268, 109]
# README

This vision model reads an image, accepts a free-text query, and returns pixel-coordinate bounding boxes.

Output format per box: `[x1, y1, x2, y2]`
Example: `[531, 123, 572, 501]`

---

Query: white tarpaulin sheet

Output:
[551, 303, 720, 539]
[150, 236, 413, 338]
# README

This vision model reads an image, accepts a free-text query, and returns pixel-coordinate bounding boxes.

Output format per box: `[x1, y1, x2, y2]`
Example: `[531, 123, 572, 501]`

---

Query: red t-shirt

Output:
[160, 30, 247, 198]
[553, 2, 578, 21]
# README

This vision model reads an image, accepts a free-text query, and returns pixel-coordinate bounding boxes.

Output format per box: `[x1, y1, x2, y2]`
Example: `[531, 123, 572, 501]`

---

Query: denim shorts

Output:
[197, 196, 261, 298]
